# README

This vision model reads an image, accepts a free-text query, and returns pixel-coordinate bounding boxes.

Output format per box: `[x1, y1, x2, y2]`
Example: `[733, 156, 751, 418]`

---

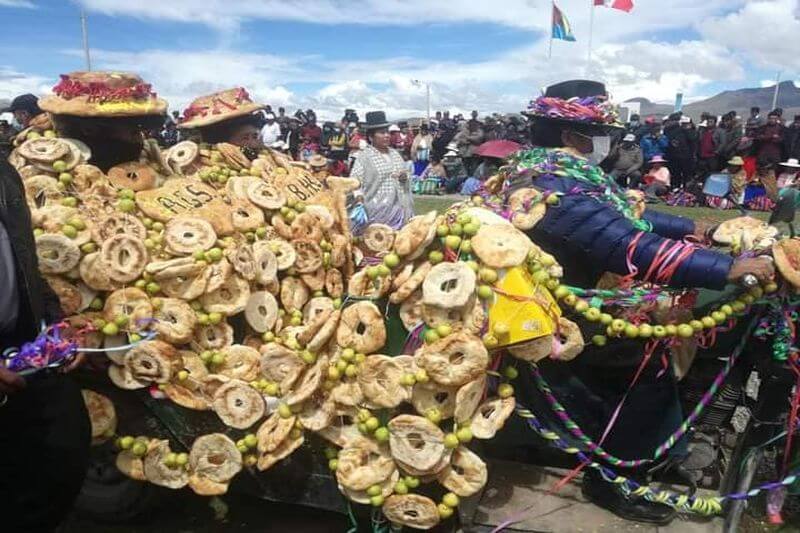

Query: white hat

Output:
[388, 124, 400, 132]
[781, 158, 800, 168]
[680, 116, 691, 124]
[445, 142, 459, 152]
[445, 150, 459, 158]
[348, 122, 357, 128]
[623, 133, 636, 142]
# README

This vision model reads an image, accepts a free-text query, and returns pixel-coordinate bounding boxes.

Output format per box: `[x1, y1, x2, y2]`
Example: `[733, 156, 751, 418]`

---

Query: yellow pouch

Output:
[488, 266, 560, 347]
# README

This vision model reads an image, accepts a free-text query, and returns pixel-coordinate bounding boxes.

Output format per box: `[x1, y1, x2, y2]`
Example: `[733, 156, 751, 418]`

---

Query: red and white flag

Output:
[594, 0, 634, 12]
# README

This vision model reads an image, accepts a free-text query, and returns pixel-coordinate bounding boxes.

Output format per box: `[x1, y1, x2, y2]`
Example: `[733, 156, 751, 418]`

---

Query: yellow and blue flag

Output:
[551, 3, 576, 42]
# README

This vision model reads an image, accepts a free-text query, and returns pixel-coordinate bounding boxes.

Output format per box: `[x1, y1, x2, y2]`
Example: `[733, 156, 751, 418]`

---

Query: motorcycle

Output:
[73, 197, 800, 532]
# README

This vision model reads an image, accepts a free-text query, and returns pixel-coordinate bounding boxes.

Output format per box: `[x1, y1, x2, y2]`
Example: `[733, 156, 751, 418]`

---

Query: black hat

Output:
[364, 111, 390, 131]
[544, 80, 607, 100]
[2, 93, 40, 115]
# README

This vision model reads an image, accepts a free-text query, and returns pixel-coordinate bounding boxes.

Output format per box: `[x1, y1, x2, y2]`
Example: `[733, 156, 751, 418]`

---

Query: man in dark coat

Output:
[785, 114, 800, 160]
[664, 114, 696, 189]
[0, 158, 91, 532]
[510, 80, 773, 526]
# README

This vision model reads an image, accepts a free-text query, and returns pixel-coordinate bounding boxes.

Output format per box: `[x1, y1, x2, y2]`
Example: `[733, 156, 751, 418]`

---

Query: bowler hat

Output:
[364, 111, 390, 131]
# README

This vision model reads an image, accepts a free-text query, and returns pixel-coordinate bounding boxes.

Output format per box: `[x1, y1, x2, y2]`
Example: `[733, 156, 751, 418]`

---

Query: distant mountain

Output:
[625, 81, 800, 121]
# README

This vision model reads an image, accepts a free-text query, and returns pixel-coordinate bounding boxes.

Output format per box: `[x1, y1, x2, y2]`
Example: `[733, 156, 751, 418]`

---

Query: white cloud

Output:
[701, 0, 800, 71]
[0, 0, 35, 7]
[0, 66, 51, 101]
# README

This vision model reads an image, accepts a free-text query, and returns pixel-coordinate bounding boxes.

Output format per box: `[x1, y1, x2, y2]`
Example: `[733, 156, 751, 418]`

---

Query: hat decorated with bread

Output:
[39, 71, 167, 117]
[178, 88, 264, 129]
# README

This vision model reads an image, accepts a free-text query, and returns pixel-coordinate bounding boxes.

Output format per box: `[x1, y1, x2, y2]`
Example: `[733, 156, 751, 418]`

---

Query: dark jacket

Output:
[525, 173, 732, 290]
[0, 160, 62, 351]
[664, 124, 694, 160]
[785, 124, 800, 159]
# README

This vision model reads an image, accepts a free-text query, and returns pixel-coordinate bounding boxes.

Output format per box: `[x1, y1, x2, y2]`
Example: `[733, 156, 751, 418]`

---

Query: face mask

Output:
[587, 136, 610, 166]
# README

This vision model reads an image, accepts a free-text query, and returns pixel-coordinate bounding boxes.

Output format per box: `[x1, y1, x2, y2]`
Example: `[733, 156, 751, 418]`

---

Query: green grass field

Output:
[412, 194, 770, 224]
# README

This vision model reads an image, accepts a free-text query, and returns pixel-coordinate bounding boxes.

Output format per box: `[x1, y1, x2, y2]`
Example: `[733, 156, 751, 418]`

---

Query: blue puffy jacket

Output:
[527, 174, 733, 290]
[640, 134, 668, 162]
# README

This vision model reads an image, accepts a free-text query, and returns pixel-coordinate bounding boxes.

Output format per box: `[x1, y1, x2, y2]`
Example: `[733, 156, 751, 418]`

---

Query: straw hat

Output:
[178, 88, 264, 129]
[39, 71, 167, 118]
[309, 154, 328, 169]
[727, 156, 745, 166]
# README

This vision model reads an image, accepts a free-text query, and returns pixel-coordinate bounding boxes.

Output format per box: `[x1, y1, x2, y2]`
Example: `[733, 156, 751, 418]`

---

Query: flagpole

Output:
[548, 1, 555, 60]
[586, 0, 595, 75]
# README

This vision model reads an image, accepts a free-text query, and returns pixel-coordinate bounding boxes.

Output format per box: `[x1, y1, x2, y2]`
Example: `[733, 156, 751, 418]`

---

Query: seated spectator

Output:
[442, 145, 467, 194]
[777, 158, 800, 188]
[642, 155, 671, 196]
[725, 156, 748, 201]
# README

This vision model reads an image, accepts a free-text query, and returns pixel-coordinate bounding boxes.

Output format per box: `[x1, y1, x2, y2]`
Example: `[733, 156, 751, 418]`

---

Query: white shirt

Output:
[260, 122, 282, 145]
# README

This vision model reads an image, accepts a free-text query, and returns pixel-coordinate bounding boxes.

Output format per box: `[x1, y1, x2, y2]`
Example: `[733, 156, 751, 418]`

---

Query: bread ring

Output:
[212, 379, 265, 429]
[217, 142, 250, 170]
[552, 317, 584, 361]
[143, 440, 189, 489]
[381, 494, 440, 531]
[418, 332, 489, 387]
[189, 433, 242, 483]
[300, 267, 325, 292]
[91, 213, 147, 243]
[160, 268, 209, 300]
[388, 414, 445, 472]
[280, 276, 310, 313]
[165, 140, 199, 171]
[103, 287, 152, 329]
[348, 269, 391, 299]
[256, 431, 304, 472]
[116, 449, 146, 481]
[454, 375, 486, 424]
[341, 470, 398, 505]
[36, 233, 81, 274]
[509, 334, 553, 362]
[256, 412, 296, 454]
[293, 239, 323, 274]
[393, 211, 437, 258]
[304, 205, 334, 229]
[82, 389, 117, 445]
[363, 224, 396, 254]
[164, 217, 217, 256]
[389, 261, 431, 305]
[151, 298, 196, 344]
[329, 233, 349, 268]
[124, 340, 180, 386]
[411, 381, 458, 420]
[191, 323, 234, 352]
[247, 181, 286, 210]
[336, 302, 386, 354]
[422, 262, 476, 309]
[245, 290, 278, 333]
[228, 244, 257, 281]
[231, 201, 265, 232]
[470, 397, 516, 439]
[284, 355, 327, 406]
[24, 175, 62, 211]
[146, 257, 204, 281]
[162, 382, 210, 410]
[270, 213, 293, 240]
[45, 277, 82, 316]
[291, 213, 324, 242]
[101, 234, 148, 283]
[508, 187, 546, 230]
[107, 162, 157, 191]
[325, 269, 344, 298]
[399, 291, 423, 331]
[297, 307, 333, 346]
[108, 363, 148, 390]
[392, 263, 414, 290]
[217, 345, 260, 382]
[18, 137, 69, 163]
[259, 343, 305, 393]
[437, 446, 488, 497]
[472, 224, 532, 268]
[303, 297, 333, 323]
[226, 176, 261, 200]
[200, 274, 250, 316]
[357, 355, 408, 408]
[267, 239, 296, 271]
[297, 394, 335, 432]
[307, 309, 341, 353]
[336, 445, 396, 491]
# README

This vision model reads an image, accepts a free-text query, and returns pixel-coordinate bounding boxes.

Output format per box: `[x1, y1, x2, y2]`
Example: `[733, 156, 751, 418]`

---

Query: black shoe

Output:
[582, 469, 677, 526]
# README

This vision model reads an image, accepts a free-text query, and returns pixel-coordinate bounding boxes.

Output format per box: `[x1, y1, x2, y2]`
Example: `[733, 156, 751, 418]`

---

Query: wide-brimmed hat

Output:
[649, 155, 668, 164]
[364, 111, 390, 131]
[308, 154, 328, 168]
[622, 133, 636, 142]
[39, 71, 167, 118]
[179, 87, 264, 129]
[727, 156, 745, 166]
[780, 158, 800, 168]
[525, 80, 624, 132]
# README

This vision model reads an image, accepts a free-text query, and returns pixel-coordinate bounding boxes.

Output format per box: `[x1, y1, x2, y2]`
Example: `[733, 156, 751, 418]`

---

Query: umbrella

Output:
[474, 140, 522, 159]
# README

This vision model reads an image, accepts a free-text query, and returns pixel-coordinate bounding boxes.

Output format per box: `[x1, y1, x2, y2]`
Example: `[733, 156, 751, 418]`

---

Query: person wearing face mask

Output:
[178, 87, 266, 160]
[501, 80, 774, 527]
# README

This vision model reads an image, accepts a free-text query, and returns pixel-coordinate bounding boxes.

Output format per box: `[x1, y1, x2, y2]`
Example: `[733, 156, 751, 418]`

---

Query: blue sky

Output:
[1, 0, 798, 120]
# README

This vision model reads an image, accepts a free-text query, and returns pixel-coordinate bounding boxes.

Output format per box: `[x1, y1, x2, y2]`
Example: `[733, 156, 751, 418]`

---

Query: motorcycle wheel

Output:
[723, 447, 763, 533]
[73, 442, 159, 523]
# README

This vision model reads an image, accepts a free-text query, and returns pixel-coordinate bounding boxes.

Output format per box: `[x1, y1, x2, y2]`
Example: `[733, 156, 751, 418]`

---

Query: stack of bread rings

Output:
[10, 122, 580, 529]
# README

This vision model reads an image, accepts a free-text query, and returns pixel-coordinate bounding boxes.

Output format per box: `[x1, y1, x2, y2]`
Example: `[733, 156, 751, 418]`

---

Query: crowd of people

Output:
[607, 107, 800, 209]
